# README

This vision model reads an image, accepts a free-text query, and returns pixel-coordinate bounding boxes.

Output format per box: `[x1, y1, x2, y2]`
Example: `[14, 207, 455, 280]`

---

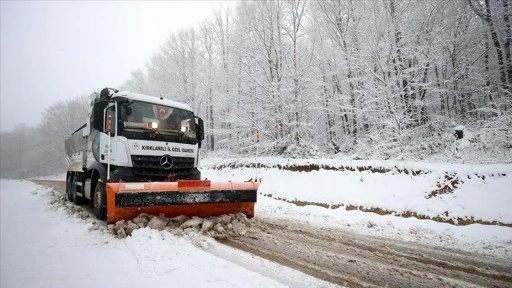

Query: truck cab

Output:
[86, 88, 204, 182]
[65, 88, 205, 218]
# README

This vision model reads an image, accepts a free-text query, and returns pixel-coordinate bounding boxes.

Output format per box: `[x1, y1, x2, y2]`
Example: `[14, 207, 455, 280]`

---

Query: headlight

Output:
[148, 122, 158, 129]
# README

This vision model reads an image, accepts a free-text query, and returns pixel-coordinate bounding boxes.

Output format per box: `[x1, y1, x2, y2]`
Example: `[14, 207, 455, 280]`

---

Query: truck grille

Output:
[131, 155, 195, 182]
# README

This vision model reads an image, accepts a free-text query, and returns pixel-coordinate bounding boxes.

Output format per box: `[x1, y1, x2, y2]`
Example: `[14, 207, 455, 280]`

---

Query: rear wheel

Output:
[66, 174, 73, 202]
[92, 180, 107, 220]
[71, 176, 77, 203]
[71, 175, 84, 205]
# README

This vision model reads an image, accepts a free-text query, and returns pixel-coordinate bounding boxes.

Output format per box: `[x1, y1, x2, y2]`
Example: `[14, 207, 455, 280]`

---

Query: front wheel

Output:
[92, 180, 107, 220]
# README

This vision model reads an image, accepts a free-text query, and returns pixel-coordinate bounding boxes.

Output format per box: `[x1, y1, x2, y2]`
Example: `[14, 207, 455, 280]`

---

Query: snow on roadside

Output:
[201, 157, 512, 224]
[201, 157, 512, 259]
[0, 180, 337, 288]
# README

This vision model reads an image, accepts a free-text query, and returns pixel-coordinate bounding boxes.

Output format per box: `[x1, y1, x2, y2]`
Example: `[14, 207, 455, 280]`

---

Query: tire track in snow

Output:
[217, 217, 512, 287]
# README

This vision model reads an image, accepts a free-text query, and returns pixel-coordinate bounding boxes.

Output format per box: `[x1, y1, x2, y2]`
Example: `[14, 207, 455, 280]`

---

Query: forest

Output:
[1, 0, 511, 178]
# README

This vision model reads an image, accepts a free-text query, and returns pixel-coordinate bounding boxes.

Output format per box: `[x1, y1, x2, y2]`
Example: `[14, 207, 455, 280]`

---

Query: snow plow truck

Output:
[65, 88, 258, 224]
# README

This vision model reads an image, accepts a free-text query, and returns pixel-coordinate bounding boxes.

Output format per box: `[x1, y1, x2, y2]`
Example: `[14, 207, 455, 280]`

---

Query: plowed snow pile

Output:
[109, 213, 255, 239]
[45, 183, 260, 240]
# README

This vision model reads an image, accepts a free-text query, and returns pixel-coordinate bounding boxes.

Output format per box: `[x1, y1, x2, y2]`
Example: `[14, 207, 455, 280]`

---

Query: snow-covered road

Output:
[2, 158, 512, 287]
[0, 180, 335, 288]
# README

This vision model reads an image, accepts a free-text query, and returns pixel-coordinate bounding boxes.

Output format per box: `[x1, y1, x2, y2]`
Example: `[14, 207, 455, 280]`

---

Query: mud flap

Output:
[105, 180, 258, 224]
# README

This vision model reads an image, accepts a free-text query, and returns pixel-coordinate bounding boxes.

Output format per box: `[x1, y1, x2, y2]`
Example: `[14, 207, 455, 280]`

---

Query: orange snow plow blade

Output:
[105, 180, 259, 224]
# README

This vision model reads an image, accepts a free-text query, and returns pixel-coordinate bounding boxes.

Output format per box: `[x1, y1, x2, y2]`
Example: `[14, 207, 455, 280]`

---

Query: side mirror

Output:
[91, 101, 106, 131]
[196, 117, 204, 148]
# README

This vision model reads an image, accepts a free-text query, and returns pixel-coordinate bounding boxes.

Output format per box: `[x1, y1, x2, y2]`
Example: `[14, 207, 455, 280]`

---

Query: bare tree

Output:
[468, 0, 512, 98]
[199, 19, 216, 151]
[120, 69, 149, 94]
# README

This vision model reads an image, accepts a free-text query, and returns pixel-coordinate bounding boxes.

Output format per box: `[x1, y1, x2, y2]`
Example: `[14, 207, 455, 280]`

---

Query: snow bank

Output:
[201, 157, 512, 224]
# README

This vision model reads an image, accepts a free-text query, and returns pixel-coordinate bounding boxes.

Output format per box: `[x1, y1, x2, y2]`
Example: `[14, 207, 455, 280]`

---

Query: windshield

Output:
[120, 100, 197, 138]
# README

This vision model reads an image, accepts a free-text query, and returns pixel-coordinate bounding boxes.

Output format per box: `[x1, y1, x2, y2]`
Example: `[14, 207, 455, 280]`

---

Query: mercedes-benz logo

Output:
[160, 155, 173, 170]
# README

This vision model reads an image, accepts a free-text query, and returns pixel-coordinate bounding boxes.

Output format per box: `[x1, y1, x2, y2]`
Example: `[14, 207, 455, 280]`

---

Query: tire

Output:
[71, 176, 84, 205]
[66, 174, 73, 202]
[70, 175, 78, 204]
[92, 180, 107, 220]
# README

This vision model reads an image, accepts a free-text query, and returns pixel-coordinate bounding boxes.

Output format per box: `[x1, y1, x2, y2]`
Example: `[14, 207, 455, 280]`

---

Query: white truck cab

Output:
[64, 88, 205, 217]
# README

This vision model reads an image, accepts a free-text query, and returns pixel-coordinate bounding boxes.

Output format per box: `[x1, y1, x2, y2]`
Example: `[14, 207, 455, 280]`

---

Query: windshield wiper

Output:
[160, 129, 187, 138]
[139, 128, 165, 140]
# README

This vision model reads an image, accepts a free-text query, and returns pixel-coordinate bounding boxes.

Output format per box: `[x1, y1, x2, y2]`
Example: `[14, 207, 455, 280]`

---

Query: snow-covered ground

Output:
[204, 157, 512, 224]
[0, 180, 335, 288]
[1, 158, 512, 287]
[202, 158, 512, 258]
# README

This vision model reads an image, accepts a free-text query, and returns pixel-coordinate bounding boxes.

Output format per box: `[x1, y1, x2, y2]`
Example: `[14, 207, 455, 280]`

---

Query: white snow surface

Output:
[203, 157, 512, 223]
[2, 158, 512, 287]
[0, 180, 334, 288]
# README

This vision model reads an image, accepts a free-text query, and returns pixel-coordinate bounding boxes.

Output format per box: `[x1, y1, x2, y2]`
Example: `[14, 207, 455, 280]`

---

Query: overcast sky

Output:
[1, 1, 228, 132]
